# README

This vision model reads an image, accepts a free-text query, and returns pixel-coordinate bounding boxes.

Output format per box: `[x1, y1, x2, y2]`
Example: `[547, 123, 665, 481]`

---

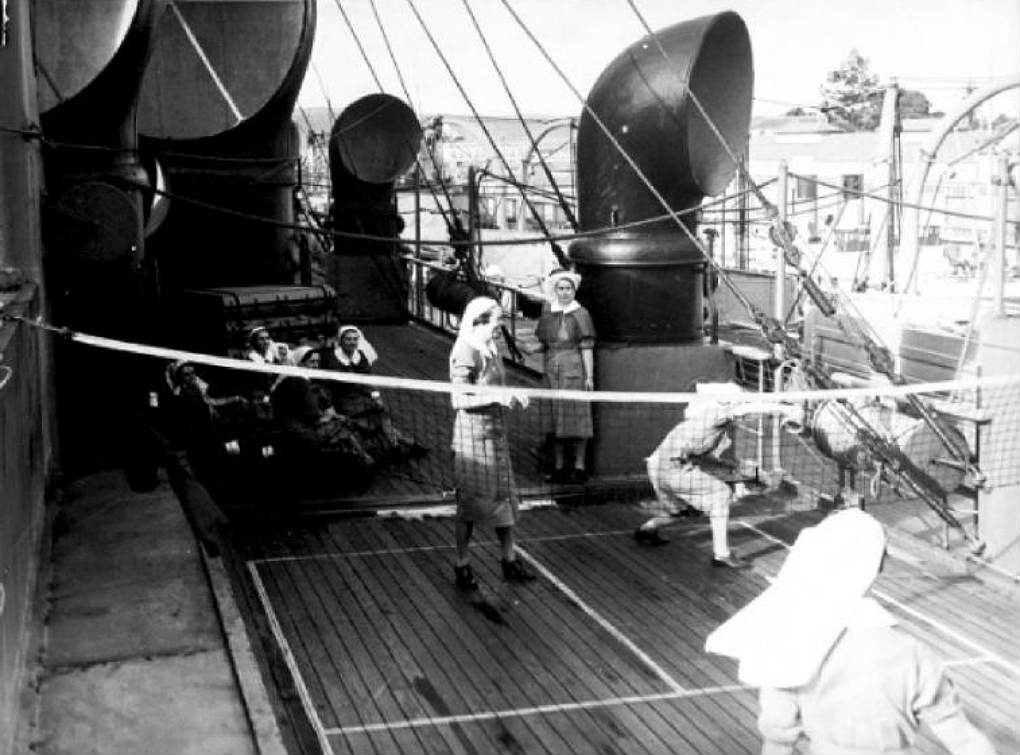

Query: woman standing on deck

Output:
[532, 269, 596, 483]
[449, 296, 535, 591]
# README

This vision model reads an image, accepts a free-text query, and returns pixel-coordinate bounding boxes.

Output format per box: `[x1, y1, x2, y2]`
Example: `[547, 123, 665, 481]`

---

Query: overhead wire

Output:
[367, 0, 415, 113]
[498, 0, 766, 324]
[360, 0, 465, 243]
[620, 0, 985, 503]
[458, 0, 579, 233]
[326, 0, 460, 312]
[404, 0, 572, 271]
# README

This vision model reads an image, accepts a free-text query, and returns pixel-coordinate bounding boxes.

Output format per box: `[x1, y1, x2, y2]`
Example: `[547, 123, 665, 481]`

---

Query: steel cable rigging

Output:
[458, 0, 579, 234]
[502, 0, 984, 547]
[403, 0, 572, 272]
[332, 0, 466, 247]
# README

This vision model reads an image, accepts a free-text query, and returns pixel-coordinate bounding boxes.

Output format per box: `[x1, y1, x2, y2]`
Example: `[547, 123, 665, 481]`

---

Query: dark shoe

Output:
[501, 558, 536, 582]
[543, 467, 567, 484]
[406, 442, 429, 459]
[454, 564, 479, 591]
[634, 527, 670, 546]
[711, 553, 751, 569]
[676, 506, 702, 519]
[568, 468, 588, 484]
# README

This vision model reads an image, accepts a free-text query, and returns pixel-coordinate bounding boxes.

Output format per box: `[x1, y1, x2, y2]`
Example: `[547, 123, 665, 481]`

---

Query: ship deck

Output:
[218, 322, 1019, 755]
[231, 505, 1019, 755]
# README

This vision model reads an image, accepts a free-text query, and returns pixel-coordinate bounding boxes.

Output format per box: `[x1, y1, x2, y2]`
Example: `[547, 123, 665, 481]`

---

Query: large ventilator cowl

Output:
[569, 11, 753, 343]
[327, 94, 424, 322]
[330, 93, 423, 186]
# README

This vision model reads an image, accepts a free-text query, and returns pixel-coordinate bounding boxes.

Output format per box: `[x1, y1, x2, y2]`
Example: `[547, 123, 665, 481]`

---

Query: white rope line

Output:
[513, 544, 686, 694]
[168, 1, 243, 124]
[245, 525, 703, 566]
[326, 684, 746, 736]
[36, 325, 1020, 405]
[247, 561, 335, 755]
[739, 522, 1020, 677]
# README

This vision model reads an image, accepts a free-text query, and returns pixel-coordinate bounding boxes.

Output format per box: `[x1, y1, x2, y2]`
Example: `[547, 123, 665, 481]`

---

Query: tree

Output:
[899, 89, 935, 119]
[819, 50, 884, 131]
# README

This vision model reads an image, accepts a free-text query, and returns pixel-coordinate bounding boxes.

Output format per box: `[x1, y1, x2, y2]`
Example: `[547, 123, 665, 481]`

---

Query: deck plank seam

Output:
[739, 522, 1020, 677]
[325, 684, 749, 736]
[247, 561, 337, 755]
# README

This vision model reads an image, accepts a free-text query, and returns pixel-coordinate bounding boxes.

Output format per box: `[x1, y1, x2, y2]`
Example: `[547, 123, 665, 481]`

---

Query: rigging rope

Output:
[459, 0, 579, 233]
[116, 178, 745, 251]
[332, 0, 383, 90]
[792, 172, 1015, 224]
[498, 0, 763, 321]
[168, 0, 242, 124]
[330, 0, 464, 247]
[368, 0, 415, 112]
[404, 0, 572, 271]
[504, 0, 985, 533]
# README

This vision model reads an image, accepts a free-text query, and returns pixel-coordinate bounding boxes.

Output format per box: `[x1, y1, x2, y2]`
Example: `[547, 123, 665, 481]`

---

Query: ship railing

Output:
[403, 254, 544, 374]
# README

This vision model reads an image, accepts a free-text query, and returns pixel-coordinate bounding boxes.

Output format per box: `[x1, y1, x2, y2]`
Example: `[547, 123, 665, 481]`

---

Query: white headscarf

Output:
[458, 296, 501, 361]
[543, 269, 582, 314]
[164, 360, 210, 399]
[705, 508, 894, 689]
[335, 324, 378, 367]
[289, 345, 316, 367]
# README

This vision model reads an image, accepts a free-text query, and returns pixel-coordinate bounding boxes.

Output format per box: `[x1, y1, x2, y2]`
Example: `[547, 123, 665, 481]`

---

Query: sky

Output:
[298, 0, 1020, 121]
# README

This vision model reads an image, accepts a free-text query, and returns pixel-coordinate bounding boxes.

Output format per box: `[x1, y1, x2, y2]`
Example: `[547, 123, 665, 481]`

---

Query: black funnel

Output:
[569, 11, 753, 343]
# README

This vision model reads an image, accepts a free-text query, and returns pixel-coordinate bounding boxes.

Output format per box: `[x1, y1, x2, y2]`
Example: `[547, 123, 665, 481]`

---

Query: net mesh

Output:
[143, 338, 1020, 542]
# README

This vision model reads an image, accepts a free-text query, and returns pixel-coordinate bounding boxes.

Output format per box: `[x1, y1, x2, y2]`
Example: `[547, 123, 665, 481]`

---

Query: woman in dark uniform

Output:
[533, 269, 595, 483]
[449, 296, 535, 591]
[320, 324, 427, 461]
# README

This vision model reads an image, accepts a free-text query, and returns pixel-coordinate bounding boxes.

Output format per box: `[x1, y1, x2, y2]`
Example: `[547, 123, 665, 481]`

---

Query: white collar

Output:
[334, 346, 364, 367]
[467, 334, 497, 361]
[550, 300, 580, 314]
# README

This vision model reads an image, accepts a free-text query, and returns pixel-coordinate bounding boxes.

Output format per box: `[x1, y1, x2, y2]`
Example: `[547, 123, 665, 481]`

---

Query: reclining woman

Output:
[320, 324, 428, 462]
[270, 346, 376, 485]
[162, 360, 252, 446]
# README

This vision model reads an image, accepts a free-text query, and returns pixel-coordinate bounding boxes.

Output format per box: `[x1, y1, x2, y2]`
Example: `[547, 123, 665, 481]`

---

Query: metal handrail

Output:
[403, 254, 545, 374]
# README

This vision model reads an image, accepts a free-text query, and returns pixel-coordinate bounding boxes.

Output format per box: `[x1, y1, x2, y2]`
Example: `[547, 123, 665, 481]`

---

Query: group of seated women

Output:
[160, 324, 427, 496]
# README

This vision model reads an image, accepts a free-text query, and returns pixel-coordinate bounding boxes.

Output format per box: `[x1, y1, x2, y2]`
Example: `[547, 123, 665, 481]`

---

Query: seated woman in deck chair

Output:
[162, 360, 254, 448]
[319, 324, 428, 462]
[270, 346, 377, 486]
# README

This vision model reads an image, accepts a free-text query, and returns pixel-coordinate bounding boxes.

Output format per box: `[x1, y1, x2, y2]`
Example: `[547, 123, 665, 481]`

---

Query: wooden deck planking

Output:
[739, 517, 1020, 664]
[257, 562, 390, 755]
[295, 539, 476, 755]
[373, 520, 720, 755]
[380, 522, 751, 755]
[508, 541, 760, 754]
[324, 521, 569, 755]
[512, 510, 767, 750]
[372, 527, 684, 755]
[268, 557, 416, 755]
[322, 521, 588, 755]
[334, 518, 624, 754]
[239, 489, 1018, 755]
